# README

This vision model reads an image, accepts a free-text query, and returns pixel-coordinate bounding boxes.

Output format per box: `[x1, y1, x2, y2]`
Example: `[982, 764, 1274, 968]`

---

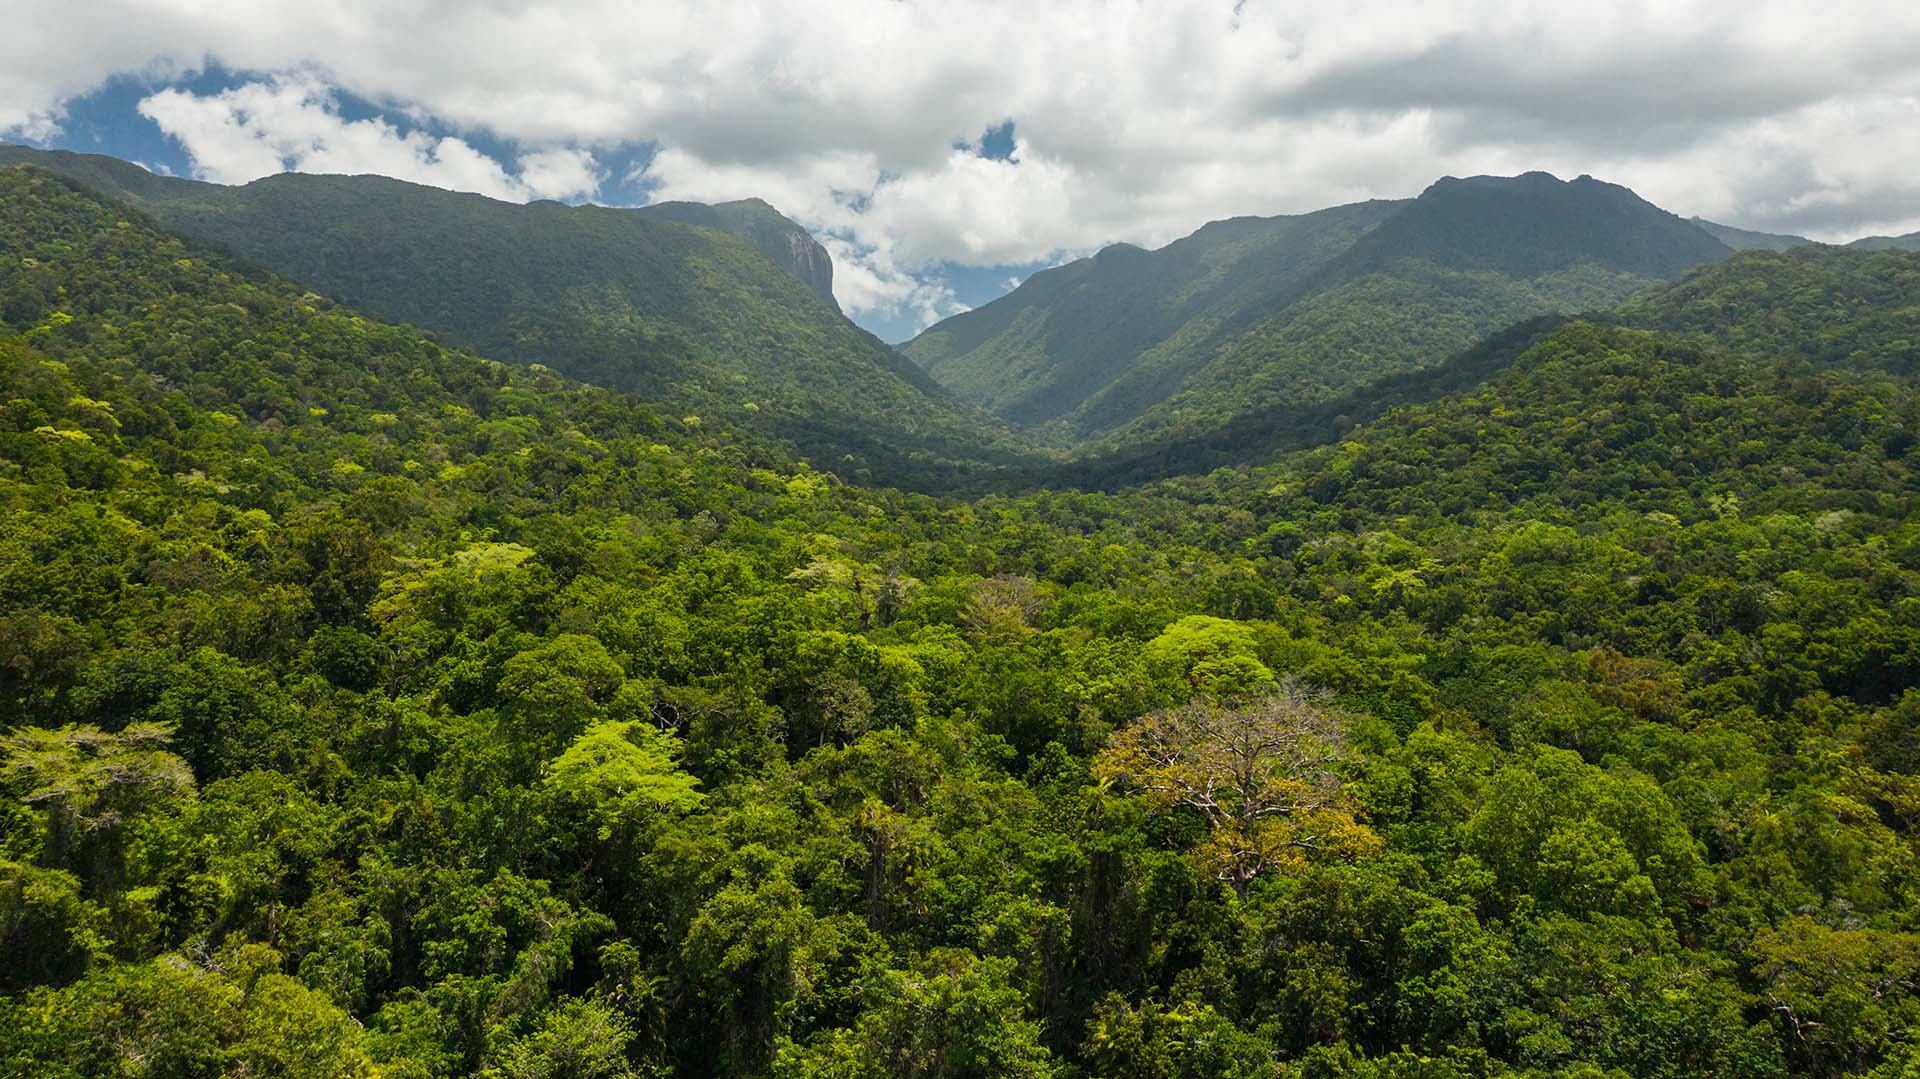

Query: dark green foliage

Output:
[1014, 315, 1571, 490]
[1107, 259, 1641, 450]
[3, 164, 1920, 1079]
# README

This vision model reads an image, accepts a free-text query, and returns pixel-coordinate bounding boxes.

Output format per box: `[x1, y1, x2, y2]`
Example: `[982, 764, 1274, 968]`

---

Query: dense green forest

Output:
[4, 163, 1920, 1079]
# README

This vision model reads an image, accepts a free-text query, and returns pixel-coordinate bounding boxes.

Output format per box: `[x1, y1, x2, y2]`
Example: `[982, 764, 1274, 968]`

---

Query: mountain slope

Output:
[995, 245, 1920, 491]
[1329, 172, 1731, 279]
[1262, 319, 1920, 525]
[634, 196, 838, 308]
[1692, 217, 1812, 252]
[1097, 173, 1731, 447]
[0, 144, 1013, 484]
[0, 144, 840, 305]
[907, 171, 1734, 448]
[1615, 246, 1920, 375]
[901, 200, 1404, 430]
[1850, 230, 1920, 251]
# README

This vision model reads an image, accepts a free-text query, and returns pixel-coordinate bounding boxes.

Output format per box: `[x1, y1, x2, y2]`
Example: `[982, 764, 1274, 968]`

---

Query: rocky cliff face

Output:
[638, 197, 839, 311]
[764, 222, 838, 309]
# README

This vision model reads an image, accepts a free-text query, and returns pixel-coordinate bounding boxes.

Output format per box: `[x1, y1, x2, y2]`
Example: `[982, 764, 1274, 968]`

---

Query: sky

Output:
[2, 1, 1917, 343]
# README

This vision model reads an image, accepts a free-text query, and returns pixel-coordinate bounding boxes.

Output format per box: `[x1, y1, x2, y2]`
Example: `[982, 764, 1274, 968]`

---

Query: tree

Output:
[500, 634, 628, 763]
[1143, 616, 1278, 698]
[493, 996, 640, 1079]
[965, 574, 1047, 639]
[233, 973, 382, 1079]
[1094, 683, 1374, 896]
[545, 720, 704, 839]
[1462, 746, 1707, 919]
[680, 852, 822, 1076]
[1752, 916, 1920, 1078]
[1083, 994, 1274, 1079]
[771, 950, 1058, 1079]
[2, 722, 194, 896]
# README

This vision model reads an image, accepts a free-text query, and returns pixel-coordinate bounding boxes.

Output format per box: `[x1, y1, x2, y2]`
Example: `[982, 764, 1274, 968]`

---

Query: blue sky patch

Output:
[977, 120, 1018, 162]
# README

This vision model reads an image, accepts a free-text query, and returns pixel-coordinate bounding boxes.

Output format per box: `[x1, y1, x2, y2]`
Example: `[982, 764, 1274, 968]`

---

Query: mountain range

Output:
[6, 142, 1914, 490]
[906, 171, 1920, 457]
[905, 172, 1745, 447]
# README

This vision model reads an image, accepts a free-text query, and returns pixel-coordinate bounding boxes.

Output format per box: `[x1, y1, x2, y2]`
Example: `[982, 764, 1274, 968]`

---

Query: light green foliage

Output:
[1144, 615, 1279, 696]
[546, 721, 703, 837]
[2, 722, 193, 895]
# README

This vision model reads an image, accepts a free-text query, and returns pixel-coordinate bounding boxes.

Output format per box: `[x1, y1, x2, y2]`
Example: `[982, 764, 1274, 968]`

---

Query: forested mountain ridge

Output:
[907, 171, 1738, 449]
[5, 161, 1920, 1079]
[1325, 172, 1731, 279]
[0, 144, 839, 307]
[900, 199, 1406, 431]
[1850, 231, 1920, 252]
[0, 144, 1018, 484]
[1615, 246, 1920, 375]
[1692, 217, 1814, 252]
[1686, 219, 1920, 256]
[1018, 244, 1920, 490]
[1080, 173, 1733, 448]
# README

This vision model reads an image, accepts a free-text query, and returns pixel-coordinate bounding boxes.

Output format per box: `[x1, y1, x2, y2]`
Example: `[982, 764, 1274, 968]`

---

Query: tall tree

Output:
[1094, 684, 1374, 896]
[3, 722, 194, 896]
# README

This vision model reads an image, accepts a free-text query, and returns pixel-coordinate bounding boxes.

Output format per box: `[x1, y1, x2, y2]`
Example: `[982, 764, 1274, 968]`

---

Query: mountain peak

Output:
[1354, 169, 1732, 278]
[635, 196, 837, 310]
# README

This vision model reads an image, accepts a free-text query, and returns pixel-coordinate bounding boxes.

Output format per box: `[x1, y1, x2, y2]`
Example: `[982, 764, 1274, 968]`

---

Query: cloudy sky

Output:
[3, 0, 1918, 341]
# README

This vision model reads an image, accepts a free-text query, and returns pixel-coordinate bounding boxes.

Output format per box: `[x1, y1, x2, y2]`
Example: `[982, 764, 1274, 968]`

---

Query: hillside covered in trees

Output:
[0, 144, 1023, 487]
[3, 160, 1920, 1079]
[1021, 246, 1920, 490]
[905, 172, 1739, 449]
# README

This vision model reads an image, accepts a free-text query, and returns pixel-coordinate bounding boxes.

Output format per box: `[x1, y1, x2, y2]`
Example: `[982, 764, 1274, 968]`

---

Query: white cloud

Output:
[820, 234, 967, 330]
[637, 146, 988, 329]
[516, 147, 604, 202]
[4, 0, 1919, 323]
[135, 77, 602, 202]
